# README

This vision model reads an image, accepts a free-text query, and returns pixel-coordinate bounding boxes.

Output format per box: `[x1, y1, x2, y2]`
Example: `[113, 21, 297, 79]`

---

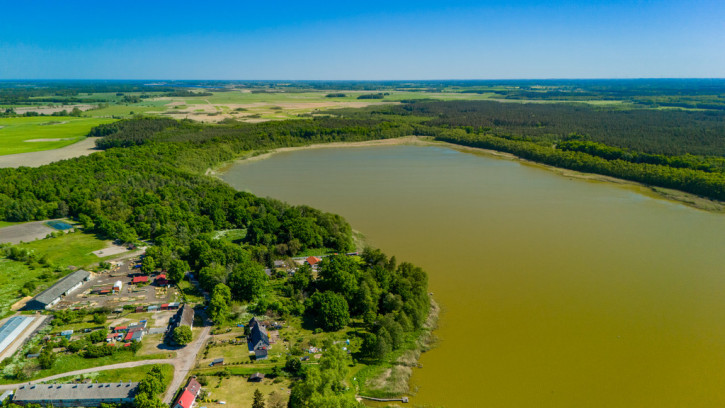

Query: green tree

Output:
[228, 262, 267, 301]
[209, 283, 231, 325]
[284, 356, 303, 377]
[173, 325, 192, 345]
[168, 259, 189, 283]
[308, 291, 350, 331]
[38, 347, 56, 369]
[141, 256, 156, 275]
[252, 389, 265, 408]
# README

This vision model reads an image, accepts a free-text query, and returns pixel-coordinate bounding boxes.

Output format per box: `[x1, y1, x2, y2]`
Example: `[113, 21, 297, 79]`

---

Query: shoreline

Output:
[212, 136, 725, 214]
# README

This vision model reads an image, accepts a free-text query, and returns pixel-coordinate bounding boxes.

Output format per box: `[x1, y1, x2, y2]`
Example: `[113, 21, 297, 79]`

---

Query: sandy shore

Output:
[214, 136, 725, 213]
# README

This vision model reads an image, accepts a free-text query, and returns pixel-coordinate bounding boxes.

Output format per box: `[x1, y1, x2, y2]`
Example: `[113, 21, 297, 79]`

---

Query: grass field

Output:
[50, 363, 174, 388]
[0, 116, 114, 155]
[0, 220, 24, 228]
[199, 375, 291, 408]
[17, 230, 110, 268]
[0, 258, 48, 317]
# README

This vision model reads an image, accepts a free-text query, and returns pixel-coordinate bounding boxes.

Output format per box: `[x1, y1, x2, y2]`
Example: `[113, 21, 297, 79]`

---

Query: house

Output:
[248, 373, 265, 382]
[13, 382, 138, 407]
[135, 306, 144, 313]
[248, 320, 270, 352]
[132, 276, 149, 284]
[306, 256, 322, 267]
[161, 303, 169, 311]
[254, 348, 268, 360]
[155, 274, 168, 286]
[24, 270, 91, 310]
[172, 377, 202, 408]
[168, 302, 180, 310]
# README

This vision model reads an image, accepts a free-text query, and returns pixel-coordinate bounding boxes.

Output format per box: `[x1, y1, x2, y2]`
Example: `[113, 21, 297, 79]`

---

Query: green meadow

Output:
[17, 230, 111, 268]
[0, 116, 114, 156]
[0, 258, 48, 317]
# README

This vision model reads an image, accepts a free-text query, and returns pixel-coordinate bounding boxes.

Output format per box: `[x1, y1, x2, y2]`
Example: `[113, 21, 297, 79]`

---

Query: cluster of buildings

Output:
[109, 320, 147, 343]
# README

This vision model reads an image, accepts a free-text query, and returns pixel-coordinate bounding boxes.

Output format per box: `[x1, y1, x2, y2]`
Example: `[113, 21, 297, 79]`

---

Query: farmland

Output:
[0, 117, 113, 155]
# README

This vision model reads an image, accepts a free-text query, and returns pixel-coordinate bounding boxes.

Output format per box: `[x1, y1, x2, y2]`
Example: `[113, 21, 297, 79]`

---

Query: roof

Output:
[306, 256, 321, 266]
[14, 382, 138, 403]
[157, 274, 166, 280]
[132, 276, 149, 284]
[31, 270, 90, 306]
[249, 372, 265, 381]
[248, 317, 260, 328]
[175, 390, 195, 408]
[186, 378, 202, 396]
[0, 316, 34, 355]
[180, 304, 194, 327]
[249, 324, 269, 348]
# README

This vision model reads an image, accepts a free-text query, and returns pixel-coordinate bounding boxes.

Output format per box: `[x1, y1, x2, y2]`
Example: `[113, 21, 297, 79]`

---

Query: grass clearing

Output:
[50, 363, 174, 387]
[0, 116, 114, 155]
[17, 230, 111, 268]
[0, 258, 50, 317]
[198, 375, 291, 408]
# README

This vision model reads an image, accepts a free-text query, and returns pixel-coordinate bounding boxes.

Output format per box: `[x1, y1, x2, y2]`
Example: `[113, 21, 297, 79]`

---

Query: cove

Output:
[221, 144, 725, 407]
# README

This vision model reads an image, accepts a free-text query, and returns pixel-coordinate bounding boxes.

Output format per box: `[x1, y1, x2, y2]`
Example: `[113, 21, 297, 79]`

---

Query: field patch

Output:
[0, 116, 114, 156]
[0, 258, 48, 317]
[17, 230, 111, 268]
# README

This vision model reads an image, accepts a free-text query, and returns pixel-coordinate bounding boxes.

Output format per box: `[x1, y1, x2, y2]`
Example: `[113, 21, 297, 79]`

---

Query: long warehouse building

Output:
[0, 316, 35, 356]
[13, 382, 138, 407]
[24, 269, 91, 310]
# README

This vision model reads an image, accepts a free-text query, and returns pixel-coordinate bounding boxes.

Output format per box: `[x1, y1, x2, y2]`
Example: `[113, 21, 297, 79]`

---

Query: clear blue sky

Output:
[1, 0, 723, 79]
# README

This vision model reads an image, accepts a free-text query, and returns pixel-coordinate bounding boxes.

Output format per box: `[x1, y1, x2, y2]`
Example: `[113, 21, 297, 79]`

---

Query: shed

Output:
[60, 330, 74, 339]
[132, 276, 148, 284]
[147, 305, 159, 311]
[135, 306, 144, 313]
[210, 358, 224, 366]
[248, 373, 265, 382]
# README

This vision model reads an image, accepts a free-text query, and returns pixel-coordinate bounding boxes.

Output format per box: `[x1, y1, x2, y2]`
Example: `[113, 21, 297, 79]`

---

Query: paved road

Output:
[0, 323, 213, 404]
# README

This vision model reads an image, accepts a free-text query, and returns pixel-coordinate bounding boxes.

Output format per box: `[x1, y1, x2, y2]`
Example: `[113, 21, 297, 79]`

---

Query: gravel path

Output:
[0, 138, 102, 168]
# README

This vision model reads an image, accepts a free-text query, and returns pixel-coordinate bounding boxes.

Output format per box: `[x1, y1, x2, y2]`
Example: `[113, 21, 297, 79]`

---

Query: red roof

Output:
[132, 276, 149, 284]
[161, 303, 169, 308]
[114, 326, 127, 332]
[306, 256, 322, 266]
[175, 390, 195, 408]
[124, 332, 133, 341]
[157, 274, 166, 280]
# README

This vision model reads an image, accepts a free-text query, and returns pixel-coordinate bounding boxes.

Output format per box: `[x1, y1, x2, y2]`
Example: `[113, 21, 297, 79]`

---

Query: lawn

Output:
[50, 363, 174, 390]
[0, 258, 49, 317]
[0, 116, 114, 155]
[0, 351, 170, 384]
[84, 104, 164, 118]
[198, 375, 291, 408]
[17, 230, 110, 268]
[0, 220, 25, 228]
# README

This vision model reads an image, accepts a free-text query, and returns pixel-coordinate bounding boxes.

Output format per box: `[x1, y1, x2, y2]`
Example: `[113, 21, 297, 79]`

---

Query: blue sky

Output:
[0, 0, 723, 79]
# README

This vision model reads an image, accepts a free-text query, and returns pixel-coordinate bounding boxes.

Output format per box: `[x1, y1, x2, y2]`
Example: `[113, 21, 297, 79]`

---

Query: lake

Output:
[221, 144, 725, 407]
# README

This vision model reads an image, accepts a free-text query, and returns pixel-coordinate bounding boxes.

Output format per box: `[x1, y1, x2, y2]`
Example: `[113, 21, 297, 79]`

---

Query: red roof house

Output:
[173, 390, 195, 408]
[306, 256, 322, 266]
[156, 274, 169, 285]
[132, 276, 149, 284]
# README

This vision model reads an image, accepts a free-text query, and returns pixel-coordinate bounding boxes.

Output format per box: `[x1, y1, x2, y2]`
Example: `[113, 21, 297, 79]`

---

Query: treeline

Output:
[436, 129, 725, 201]
[389, 100, 725, 156]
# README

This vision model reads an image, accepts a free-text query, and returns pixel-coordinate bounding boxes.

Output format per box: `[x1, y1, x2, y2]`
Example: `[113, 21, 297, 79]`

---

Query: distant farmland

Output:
[0, 117, 114, 155]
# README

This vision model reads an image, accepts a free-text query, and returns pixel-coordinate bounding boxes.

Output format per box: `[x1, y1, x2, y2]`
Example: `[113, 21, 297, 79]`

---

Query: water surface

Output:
[222, 145, 725, 407]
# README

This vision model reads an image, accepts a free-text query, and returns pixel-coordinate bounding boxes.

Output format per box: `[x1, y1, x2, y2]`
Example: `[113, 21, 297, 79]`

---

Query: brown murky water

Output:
[221, 145, 725, 407]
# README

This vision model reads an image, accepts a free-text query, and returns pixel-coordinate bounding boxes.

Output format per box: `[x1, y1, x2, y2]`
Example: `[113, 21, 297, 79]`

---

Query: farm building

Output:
[24, 270, 91, 310]
[13, 382, 138, 407]
[131, 276, 148, 284]
[0, 316, 35, 357]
